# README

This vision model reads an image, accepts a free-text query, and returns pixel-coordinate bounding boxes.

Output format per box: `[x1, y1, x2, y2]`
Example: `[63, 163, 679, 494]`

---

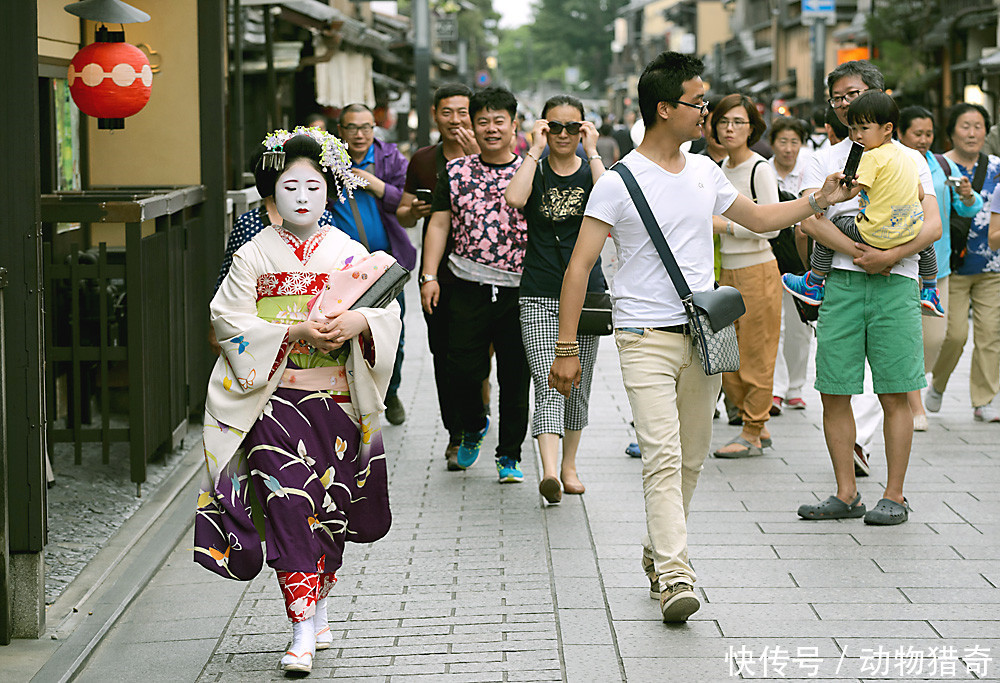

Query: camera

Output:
[945, 176, 964, 188]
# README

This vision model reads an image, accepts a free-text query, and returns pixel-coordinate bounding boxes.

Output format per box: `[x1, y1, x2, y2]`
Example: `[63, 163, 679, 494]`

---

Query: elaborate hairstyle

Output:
[898, 105, 935, 137]
[846, 90, 899, 130]
[710, 93, 766, 147]
[637, 51, 704, 129]
[946, 102, 991, 138]
[541, 94, 585, 120]
[434, 83, 473, 108]
[254, 127, 364, 202]
[469, 87, 518, 120]
[768, 116, 808, 144]
[826, 60, 884, 98]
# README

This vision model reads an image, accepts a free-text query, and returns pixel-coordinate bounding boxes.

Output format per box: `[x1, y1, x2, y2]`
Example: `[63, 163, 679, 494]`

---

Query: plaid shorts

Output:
[519, 296, 599, 437]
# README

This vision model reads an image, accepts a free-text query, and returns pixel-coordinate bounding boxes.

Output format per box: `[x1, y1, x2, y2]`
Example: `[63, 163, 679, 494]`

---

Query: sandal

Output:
[538, 476, 562, 504]
[713, 435, 764, 459]
[864, 498, 911, 526]
[280, 650, 313, 673]
[798, 493, 866, 520]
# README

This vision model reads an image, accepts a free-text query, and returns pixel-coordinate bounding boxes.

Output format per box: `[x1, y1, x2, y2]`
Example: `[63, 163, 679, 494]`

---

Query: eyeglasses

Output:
[716, 119, 750, 129]
[547, 121, 583, 135]
[340, 123, 374, 134]
[666, 99, 710, 115]
[827, 89, 868, 108]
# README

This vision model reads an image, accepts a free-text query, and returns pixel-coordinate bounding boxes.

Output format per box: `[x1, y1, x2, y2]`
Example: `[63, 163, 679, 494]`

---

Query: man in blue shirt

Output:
[334, 104, 415, 424]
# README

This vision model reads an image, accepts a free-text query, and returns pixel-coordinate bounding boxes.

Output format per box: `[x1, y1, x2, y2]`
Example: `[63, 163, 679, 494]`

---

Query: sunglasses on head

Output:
[547, 121, 583, 135]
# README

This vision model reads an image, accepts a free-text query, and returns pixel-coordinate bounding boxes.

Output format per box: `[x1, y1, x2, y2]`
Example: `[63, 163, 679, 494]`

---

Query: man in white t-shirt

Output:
[796, 61, 942, 526]
[547, 51, 855, 623]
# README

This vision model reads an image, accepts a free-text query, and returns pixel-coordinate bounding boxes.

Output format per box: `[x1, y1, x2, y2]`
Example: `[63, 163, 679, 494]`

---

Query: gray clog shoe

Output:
[863, 498, 911, 525]
[797, 493, 866, 520]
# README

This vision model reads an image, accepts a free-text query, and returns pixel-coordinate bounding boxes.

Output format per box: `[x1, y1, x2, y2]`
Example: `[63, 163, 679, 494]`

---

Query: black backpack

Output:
[748, 160, 809, 275]
[932, 152, 987, 271]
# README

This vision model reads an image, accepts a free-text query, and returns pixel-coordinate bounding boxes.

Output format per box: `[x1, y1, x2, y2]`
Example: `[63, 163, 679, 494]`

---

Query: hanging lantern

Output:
[68, 35, 152, 129]
[64, 0, 152, 130]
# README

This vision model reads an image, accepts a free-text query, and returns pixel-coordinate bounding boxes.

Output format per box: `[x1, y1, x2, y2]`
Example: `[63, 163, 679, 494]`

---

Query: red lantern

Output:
[68, 40, 152, 130]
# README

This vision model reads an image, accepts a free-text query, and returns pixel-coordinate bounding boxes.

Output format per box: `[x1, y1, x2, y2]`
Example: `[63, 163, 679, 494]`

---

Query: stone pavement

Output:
[69, 285, 999, 682]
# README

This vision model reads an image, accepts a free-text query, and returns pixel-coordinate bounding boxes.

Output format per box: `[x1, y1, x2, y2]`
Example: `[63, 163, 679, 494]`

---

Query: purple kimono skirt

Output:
[194, 354, 391, 580]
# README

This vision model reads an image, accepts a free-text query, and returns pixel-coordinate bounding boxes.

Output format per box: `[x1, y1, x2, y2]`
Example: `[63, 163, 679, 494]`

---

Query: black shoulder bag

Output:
[612, 163, 745, 375]
[540, 159, 612, 336]
[937, 152, 988, 271]
[748, 160, 809, 275]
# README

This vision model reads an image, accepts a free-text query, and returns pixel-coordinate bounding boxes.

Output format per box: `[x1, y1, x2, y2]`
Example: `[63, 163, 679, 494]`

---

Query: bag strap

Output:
[612, 163, 692, 300]
[933, 153, 950, 178]
[972, 152, 989, 193]
[748, 159, 766, 203]
[347, 161, 375, 250]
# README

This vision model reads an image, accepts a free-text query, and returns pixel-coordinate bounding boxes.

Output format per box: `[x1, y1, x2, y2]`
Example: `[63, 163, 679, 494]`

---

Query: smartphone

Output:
[945, 176, 963, 188]
[842, 141, 863, 185]
[415, 188, 433, 203]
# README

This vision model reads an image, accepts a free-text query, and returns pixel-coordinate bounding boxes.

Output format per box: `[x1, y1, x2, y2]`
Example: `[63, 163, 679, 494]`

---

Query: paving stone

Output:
[65, 291, 998, 683]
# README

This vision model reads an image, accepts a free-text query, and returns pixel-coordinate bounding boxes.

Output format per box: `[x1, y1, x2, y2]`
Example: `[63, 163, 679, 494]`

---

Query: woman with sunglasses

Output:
[505, 94, 607, 504]
[709, 93, 782, 459]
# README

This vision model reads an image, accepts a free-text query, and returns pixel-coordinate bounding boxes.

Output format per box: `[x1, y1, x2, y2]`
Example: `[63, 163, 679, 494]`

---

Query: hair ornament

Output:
[260, 126, 367, 201]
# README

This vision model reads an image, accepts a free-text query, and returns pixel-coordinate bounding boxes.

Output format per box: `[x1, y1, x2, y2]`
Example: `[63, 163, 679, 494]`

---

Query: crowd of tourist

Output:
[193, 52, 1000, 672]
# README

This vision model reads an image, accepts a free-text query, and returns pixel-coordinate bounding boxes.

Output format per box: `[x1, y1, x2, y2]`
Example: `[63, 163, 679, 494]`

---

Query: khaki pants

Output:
[616, 328, 721, 588]
[931, 272, 1000, 407]
[921, 275, 950, 373]
[720, 259, 782, 438]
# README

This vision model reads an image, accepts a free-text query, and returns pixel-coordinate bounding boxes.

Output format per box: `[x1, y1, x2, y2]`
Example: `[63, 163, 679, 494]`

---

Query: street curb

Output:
[28, 431, 203, 683]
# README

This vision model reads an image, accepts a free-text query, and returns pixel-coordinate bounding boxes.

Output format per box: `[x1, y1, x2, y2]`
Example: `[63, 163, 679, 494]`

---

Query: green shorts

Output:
[814, 270, 927, 395]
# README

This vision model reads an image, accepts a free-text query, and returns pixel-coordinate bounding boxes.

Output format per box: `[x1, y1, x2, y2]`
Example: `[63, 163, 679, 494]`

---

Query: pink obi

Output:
[277, 366, 349, 393]
[307, 251, 397, 321]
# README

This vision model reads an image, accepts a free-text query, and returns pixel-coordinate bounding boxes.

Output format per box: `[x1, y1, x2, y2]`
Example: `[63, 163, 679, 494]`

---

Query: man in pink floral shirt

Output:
[419, 87, 531, 483]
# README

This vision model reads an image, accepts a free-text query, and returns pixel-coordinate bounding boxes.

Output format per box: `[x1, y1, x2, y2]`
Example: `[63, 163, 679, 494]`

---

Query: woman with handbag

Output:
[505, 94, 609, 504]
[925, 103, 1000, 423]
[193, 129, 402, 673]
[897, 106, 983, 430]
[709, 94, 782, 458]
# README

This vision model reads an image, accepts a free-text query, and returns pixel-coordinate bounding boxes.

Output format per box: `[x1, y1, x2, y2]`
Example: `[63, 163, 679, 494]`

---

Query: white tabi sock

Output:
[313, 597, 333, 648]
[280, 619, 316, 671]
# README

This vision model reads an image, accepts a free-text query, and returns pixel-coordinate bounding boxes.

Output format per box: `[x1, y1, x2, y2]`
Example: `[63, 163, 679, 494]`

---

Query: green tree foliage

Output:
[499, 0, 627, 95]
[865, 0, 942, 99]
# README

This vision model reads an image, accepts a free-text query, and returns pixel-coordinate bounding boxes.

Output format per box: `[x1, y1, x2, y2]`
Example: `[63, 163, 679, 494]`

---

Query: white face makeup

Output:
[274, 159, 327, 231]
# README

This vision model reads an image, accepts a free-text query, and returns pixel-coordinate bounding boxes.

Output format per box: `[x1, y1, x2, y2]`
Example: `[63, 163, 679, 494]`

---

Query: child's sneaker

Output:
[782, 271, 824, 305]
[920, 286, 945, 318]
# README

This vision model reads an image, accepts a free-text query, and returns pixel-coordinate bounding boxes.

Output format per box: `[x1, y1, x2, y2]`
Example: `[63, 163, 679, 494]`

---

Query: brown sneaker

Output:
[445, 443, 461, 471]
[659, 582, 700, 623]
[641, 548, 658, 599]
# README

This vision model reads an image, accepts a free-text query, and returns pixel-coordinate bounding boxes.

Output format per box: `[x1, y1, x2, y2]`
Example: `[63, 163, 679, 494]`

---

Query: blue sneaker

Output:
[625, 442, 642, 458]
[782, 271, 824, 305]
[920, 286, 945, 317]
[456, 417, 489, 469]
[496, 456, 523, 483]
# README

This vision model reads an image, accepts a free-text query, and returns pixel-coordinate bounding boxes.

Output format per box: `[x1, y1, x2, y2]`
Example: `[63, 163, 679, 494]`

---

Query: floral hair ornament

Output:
[260, 126, 367, 201]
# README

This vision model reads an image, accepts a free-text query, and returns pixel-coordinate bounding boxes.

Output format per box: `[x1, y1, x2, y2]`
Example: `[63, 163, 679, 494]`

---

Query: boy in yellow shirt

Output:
[783, 91, 944, 316]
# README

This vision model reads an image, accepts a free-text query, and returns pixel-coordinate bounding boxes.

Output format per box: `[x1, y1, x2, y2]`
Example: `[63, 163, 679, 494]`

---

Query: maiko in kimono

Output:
[193, 128, 401, 674]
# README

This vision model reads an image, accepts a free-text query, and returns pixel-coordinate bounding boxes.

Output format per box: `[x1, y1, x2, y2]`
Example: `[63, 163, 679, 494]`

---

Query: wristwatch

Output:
[418, 273, 438, 286]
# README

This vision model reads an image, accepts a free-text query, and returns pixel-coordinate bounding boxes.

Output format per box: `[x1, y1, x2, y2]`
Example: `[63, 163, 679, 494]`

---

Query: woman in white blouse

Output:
[767, 117, 813, 416]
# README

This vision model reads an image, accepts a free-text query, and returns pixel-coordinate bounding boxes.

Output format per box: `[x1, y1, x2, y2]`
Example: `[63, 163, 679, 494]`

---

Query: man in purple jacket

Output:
[333, 103, 415, 424]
